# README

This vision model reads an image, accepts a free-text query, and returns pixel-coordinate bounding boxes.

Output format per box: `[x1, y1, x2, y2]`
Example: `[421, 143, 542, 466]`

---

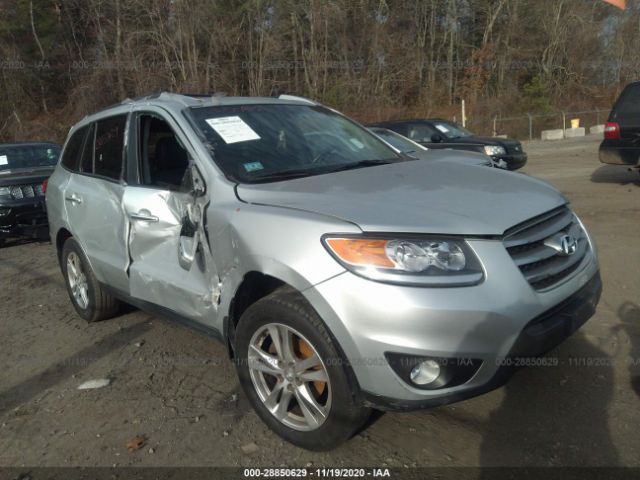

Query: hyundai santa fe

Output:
[46, 93, 601, 450]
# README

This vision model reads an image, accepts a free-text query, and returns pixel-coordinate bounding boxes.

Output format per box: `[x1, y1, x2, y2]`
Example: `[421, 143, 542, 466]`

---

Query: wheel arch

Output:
[224, 270, 363, 406]
[55, 227, 73, 263]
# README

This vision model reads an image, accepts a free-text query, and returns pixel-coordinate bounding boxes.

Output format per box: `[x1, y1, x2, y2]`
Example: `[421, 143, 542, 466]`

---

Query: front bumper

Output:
[0, 199, 49, 239]
[495, 152, 527, 170]
[362, 271, 601, 410]
[304, 238, 600, 410]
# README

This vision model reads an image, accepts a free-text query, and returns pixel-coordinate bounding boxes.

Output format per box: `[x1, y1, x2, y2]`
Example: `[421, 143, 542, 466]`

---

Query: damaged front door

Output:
[122, 111, 220, 326]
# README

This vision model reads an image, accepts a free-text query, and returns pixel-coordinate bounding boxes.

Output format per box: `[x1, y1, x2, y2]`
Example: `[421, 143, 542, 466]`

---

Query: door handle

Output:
[130, 212, 159, 223]
[64, 193, 82, 204]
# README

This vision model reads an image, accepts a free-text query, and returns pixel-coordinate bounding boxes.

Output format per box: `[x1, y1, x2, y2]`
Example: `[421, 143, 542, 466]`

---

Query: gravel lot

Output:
[0, 134, 638, 468]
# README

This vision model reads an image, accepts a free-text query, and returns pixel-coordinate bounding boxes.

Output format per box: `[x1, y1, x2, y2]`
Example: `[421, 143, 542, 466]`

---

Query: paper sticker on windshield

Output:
[349, 138, 365, 149]
[0, 155, 7, 165]
[205, 116, 260, 144]
[243, 161, 264, 172]
[435, 125, 449, 133]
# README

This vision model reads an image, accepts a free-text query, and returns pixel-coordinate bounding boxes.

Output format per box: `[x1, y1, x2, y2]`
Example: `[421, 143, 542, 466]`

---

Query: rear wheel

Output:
[61, 237, 120, 322]
[235, 287, 371, 450]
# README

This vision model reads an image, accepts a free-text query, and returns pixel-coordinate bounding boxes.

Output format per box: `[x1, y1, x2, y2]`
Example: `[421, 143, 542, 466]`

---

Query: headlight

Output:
[323, 235, 484, 286]
[0, 187, 10, 199]
[483, 145, 506, 156]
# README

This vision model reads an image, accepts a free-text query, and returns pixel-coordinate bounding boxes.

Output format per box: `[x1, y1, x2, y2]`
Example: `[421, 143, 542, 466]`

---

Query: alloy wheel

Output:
[247, 323, 331, 431]
[67, 252, 89, 309]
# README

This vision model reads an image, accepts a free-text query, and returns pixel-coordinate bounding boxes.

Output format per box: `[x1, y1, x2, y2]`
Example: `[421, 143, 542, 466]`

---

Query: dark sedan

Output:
[369, 118, 527, 170]
[0, 142, 60, 245]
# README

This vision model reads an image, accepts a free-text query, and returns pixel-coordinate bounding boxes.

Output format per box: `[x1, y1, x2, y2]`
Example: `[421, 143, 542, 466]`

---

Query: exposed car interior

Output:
[139, 115, 190, 190]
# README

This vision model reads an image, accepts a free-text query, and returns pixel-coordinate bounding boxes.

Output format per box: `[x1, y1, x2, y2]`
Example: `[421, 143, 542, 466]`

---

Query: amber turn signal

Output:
[324, 238, 394, 268]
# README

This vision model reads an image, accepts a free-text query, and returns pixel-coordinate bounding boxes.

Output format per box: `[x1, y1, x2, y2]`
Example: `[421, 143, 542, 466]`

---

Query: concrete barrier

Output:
[541, 129, 564, 141]
[590, 124, 605, 135]
[565, 127, 586, 138]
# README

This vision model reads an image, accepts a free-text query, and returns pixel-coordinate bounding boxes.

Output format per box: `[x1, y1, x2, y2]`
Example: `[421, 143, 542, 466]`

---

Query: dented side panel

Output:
[202, 176, 360, 334]
[123, 186, 220, 326]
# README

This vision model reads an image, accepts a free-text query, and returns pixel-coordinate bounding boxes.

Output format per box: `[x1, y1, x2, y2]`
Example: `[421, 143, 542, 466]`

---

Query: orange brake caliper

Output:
[297, 338, 326, 395]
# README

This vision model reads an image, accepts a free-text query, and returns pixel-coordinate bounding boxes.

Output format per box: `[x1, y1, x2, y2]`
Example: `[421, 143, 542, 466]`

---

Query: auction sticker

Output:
[0, 155, 7, 165]
[206, 116, 260, 144]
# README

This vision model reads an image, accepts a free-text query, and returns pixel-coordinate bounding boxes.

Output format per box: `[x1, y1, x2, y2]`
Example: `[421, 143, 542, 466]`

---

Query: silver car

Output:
[46, 93, 601, 450]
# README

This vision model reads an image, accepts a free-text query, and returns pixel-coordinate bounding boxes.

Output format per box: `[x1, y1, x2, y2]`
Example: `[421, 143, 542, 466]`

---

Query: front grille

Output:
[503, 206, 589, 291]
[9, 183, 44, 200]
[506, 144, 522, 154]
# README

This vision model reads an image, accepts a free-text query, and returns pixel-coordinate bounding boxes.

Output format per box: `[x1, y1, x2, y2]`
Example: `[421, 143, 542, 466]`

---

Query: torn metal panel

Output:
[123, 185, 220, 325]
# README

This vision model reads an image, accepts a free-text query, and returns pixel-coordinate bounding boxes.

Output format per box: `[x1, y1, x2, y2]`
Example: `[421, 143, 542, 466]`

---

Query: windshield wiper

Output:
[247, 159, 393, 183]
[248, 167, 320, 183]
[325, 159, 392, 173]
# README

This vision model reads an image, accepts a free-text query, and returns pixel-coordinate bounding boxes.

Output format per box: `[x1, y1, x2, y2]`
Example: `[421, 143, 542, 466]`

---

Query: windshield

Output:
[0, 144, 60, 171]
[370, 128, 427, 153]
[188, 104, 401, 183]
[431, 121, 474, 139]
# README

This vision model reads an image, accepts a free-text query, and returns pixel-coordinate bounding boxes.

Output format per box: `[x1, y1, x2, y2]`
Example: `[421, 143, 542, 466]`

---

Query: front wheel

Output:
[235, 287, 371, 451]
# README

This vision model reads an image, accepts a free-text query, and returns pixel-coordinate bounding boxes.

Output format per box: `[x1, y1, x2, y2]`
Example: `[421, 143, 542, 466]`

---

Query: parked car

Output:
[47, 93, 600, 450]
[369, 118, 527, 170]
[599, 81, 640, 173]
[0, 142, 60, 245]
[369, 127, 494, 167]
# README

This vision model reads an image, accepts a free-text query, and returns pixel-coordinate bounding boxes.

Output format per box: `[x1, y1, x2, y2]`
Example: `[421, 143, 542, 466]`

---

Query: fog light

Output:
[0, 207, 10, 217]
[409, 359, 441, 385]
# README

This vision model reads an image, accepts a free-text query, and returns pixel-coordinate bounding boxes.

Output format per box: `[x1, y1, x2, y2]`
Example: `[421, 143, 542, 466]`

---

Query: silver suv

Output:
[46, 93, 601, 450]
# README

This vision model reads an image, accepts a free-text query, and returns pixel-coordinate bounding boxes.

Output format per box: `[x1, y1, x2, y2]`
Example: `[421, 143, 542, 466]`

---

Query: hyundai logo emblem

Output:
[544, 233, 578, 256]
[559, 234, 578, 256]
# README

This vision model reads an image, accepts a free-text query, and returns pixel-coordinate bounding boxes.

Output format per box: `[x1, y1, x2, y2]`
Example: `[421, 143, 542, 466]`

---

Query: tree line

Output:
[0, 0, 638, 142]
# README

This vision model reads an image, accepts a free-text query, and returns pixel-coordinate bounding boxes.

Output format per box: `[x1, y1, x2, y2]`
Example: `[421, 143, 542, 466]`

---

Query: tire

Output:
[235, 287, 371, 451]
[61, 237, 120, 322]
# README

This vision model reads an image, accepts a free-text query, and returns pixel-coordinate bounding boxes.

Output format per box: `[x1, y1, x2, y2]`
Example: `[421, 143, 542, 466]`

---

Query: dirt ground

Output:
[0, 135, 639, 469]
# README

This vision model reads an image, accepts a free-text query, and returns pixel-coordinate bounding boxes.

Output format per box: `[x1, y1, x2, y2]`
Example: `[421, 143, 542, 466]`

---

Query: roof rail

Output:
[277, 94, 319, 105]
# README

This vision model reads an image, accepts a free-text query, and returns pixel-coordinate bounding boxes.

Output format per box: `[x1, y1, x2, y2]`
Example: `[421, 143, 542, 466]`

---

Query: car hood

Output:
[410, 149, 491, 166]
[236, 161, 565, 235]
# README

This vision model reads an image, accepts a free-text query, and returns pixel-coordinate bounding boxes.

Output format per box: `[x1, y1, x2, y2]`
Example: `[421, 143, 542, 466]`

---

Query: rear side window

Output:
[94, 115, 127, 180]
[407, 123, 437, 142]
[612, 84, 640, 119]
[61, 127, 86, 171]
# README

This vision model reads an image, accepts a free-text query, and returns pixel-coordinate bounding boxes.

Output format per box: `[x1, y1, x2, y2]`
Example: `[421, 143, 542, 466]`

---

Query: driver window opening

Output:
[138, 114, 190, 190]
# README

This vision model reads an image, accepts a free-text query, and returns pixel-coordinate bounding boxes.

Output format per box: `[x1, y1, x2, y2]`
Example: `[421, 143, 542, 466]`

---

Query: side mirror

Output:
[184, 164, 206, 197]
[431, 133, 443, 143]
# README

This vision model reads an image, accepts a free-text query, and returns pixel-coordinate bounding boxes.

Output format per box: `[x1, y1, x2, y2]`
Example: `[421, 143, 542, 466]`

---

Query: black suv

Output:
[599, 81, 640, 172]
[369, 118, 527, 170]
[0, 142, 60, 245]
